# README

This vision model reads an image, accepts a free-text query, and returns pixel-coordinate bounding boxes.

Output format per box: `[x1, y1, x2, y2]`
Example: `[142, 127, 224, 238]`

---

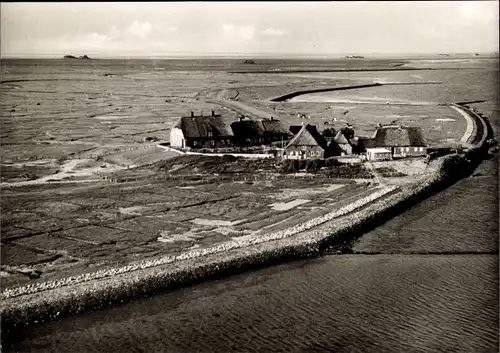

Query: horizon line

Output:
[2, 52, 498, 60]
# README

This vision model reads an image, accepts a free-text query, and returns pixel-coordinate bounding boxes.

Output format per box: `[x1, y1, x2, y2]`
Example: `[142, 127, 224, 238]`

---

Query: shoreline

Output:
[268, 82, 446, 103]
[229, 67, 477, 74]
[269, 83, 382, 102]
[0, 103, 492, 335]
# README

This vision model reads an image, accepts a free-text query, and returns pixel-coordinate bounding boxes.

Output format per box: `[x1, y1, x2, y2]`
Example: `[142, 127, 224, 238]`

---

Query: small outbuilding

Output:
[366, 148, 392, 161]
[333, 130, 354, 155]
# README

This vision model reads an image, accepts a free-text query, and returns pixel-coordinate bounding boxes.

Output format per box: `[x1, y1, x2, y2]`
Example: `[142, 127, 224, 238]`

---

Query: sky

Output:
[1, 1, 498, 58]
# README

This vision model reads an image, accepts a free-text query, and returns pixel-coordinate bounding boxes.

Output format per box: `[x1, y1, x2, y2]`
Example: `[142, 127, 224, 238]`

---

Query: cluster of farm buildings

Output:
[169, 111, 427, 161]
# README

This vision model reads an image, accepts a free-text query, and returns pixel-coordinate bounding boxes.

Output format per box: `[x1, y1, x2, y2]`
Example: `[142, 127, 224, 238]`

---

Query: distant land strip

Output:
[229, 67, 482, 74]
[1, 79, 99, 84]
[380, 82, 442, 85]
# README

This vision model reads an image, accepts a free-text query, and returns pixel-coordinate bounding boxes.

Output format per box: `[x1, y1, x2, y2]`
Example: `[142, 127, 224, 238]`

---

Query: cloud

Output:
[128, 20, 152, 38]
[26, 31, 112, 54]
[221, 23, 255, 40]
[81, 32, 111, 47]
[108, 25, 120, 38]
[458, 1, 498, 26]
[2, 2, 498, 57]
[259, 28, 287, 37]
[155, 24, 178, 33]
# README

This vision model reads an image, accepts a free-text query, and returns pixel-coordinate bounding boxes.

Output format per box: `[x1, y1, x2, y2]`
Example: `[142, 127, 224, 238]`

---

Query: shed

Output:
[333, 130, 354, 155]
[366, 148, 392, 161]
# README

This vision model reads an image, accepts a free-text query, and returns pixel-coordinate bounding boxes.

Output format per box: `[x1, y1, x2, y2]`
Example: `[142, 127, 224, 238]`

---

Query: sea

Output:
[1, 57, 499, 352]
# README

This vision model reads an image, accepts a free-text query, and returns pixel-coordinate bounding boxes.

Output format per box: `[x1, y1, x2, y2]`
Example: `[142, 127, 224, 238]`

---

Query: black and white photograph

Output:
[1, 1, 499, 352]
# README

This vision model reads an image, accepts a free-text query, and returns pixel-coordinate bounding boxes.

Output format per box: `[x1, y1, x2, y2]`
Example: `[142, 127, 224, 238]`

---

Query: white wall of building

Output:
[366, 148, 392, 161]
[170, 128, 185, 148]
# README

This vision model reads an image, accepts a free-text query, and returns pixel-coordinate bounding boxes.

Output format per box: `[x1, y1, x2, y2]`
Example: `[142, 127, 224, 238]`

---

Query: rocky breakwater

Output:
[1, 107, 493, 332]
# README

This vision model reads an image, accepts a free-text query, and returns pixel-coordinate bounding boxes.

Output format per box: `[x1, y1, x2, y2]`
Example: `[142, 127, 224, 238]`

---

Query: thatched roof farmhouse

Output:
[230, 119, 265, 146]
[370, 125, 427, 158]
[282, 124, 330, 159]
[170, 111, 234, 149]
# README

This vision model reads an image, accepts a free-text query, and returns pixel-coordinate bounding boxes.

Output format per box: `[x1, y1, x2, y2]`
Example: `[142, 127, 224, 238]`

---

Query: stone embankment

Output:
[451, 104, 476, 145]
[0, 103, 492, 332]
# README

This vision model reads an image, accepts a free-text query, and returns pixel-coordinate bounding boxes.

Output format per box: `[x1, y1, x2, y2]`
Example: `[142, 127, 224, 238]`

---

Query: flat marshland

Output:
[1, 56, 498, 294]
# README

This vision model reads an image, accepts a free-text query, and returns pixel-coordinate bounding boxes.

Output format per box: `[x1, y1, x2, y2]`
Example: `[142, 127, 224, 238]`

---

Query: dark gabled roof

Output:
[260, 118, 291, 136]
[326, 140, 344, 157]
[358, 137, 376, 149]
[230, 120, 265, 139]
[174, 115, 234, 138]
[334, 130, 351, 145]
[373, 126, 426, 147]
[285, 124, 328, 149]
[290, 125, 303, 135]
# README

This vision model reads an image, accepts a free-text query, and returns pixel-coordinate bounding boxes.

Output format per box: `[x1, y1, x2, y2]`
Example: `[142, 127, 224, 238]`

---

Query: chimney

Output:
[271, 116, 274, 121]
[211, 110, 215, 117]
[190, 111, 194, 118]
[201, 111, 203, 117]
